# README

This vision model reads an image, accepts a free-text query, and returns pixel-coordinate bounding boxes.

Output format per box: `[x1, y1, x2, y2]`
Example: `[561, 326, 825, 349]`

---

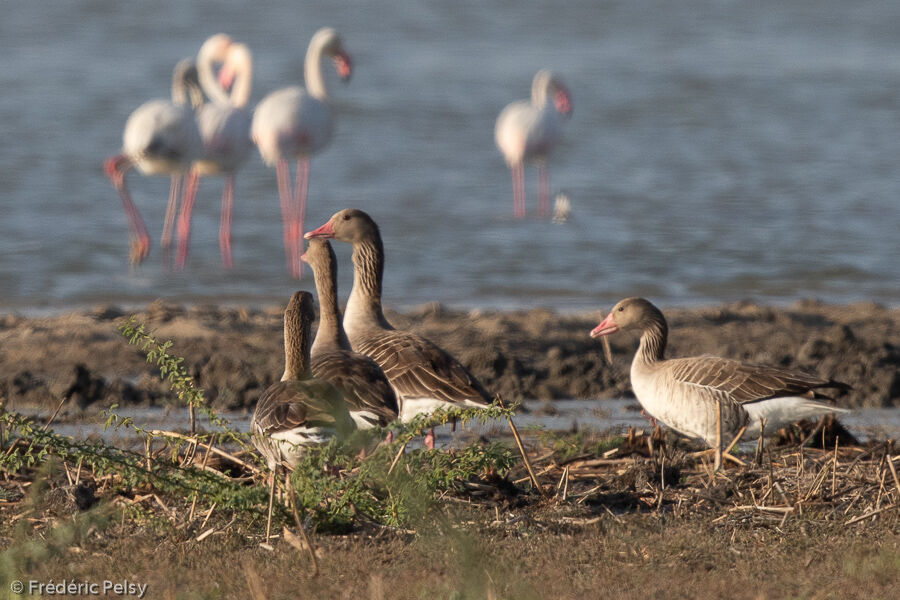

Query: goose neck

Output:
[636, 318, 668, 366]
[345, 235, 391, 332]
[282, 311, 313, 381]
[310, 262, 351, 354]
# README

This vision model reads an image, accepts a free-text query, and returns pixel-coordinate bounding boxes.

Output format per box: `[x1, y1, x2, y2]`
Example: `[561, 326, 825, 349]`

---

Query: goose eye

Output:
[618, 307, 624, 312]
[343, 214, 351, 221]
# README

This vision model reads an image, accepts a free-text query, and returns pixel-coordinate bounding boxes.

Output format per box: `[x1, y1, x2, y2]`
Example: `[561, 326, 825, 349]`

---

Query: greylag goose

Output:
[251, 27, 352, 278]
[177, 35, 254, 270]
[251, 290, 356, 469]
[250, 291, 356, 538]
[495, 70, 572, 218]
[105, 58, 204, 264]
[590, 297, 850, 448]
[301, 238, 399, 430]
[305, 209, 491, 448]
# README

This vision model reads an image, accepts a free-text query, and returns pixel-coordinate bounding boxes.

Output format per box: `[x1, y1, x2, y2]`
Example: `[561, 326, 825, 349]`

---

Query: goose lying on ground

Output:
[590, 297, 850, 448]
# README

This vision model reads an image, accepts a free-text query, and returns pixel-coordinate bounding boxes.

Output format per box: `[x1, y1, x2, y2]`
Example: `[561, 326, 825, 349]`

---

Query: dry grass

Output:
[1, 422, 898, 599]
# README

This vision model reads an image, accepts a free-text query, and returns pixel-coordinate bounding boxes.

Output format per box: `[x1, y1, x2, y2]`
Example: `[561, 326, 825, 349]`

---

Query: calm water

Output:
[2, 1, 900, 312]
[39, 400, 900, 448]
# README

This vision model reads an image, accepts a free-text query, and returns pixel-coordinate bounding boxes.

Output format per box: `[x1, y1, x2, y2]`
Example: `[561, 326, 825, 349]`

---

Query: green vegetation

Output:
[0, 317, 523, 536]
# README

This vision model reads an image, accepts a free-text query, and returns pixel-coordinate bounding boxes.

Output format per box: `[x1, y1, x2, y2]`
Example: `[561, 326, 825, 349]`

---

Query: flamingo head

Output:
[219, 42, 252, 100]
[334, 50, 353, 82]
[533, 70, 572, 117]
[311, 27, 353, 81]
[104, 155, 130, 184]
[553, 83, 572, 117]
[198, 34, 234, 86]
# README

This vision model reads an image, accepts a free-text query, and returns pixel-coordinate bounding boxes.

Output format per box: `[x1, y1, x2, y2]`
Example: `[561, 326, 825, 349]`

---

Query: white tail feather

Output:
[743, 396, 849, 438]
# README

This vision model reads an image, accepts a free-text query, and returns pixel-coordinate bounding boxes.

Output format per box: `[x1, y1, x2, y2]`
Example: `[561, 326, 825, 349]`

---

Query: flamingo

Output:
[495, 70, 572, 218]
[251, 27, 352, 278]
[176, 34, 254, 270]
[105, 58, 204, 264]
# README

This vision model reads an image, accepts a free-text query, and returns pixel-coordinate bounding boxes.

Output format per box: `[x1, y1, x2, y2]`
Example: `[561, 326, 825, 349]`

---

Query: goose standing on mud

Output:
[250, 291, 356, 538]
[590, 297, 850, 449]
[176, 34, 254, 270]
[251, 27, 353, 278]
[305, 209, 492, 448]
[105, 59, 204, 264]
[302, 238, 399, 430]
[495, 70, 572, 219]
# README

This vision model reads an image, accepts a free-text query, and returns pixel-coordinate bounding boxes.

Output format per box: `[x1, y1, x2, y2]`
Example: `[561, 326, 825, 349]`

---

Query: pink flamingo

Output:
[495, 70, 572, 219]
[105, 60, 203, 264]
[251, 27, 352, 278]
[176, 34, 254, 270]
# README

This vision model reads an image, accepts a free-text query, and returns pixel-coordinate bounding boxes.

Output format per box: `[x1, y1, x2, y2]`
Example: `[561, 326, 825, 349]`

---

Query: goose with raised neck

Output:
[302, 238, 399, 429]
[251, 27, 353, 278]
[305, 209, 491, 448]
[250, 291, 355, 472]
[177, 34, 255, 270]
[590, 297, 851, 447]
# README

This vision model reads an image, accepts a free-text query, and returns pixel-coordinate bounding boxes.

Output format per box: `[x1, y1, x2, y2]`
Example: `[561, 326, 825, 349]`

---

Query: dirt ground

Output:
[4, 510, 898, 600]
[1, 299, 899, 415]
[1, 299, 898, 415]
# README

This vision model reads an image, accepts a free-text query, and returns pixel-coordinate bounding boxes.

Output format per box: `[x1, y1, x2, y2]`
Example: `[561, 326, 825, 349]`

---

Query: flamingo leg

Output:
[291, 158, 310, 279]
[537, 164, 551, 219]
[104, 156, 150, 265]
[511, 163, 525, 218]
[219, 174, 235, 269]
[161, 174, 182, 268]
[176, 170, 200, 270]
[276, 159, 296, 276]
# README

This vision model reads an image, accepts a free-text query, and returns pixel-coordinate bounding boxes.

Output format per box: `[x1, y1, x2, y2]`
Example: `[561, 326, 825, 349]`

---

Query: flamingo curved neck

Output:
[227, 48, 253, 108]
[198, 49, 232, 106]
[345, 235, 393, 333]
[304, 38, 331, 100]
[310, 259, 352, 355]
[531, 76, 552, 109]
[198, 46, 253, 107]
[171, 59, 203, 109]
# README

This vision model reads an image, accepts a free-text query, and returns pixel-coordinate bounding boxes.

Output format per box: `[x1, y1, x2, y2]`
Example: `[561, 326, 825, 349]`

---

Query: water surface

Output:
[2, 1, 899, 311]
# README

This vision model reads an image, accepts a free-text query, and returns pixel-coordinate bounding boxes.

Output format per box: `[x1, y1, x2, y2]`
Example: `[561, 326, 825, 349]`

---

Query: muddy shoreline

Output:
[1, 299, 898, 414]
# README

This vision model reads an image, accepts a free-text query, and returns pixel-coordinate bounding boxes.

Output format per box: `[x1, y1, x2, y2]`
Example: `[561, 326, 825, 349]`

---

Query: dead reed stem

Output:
[148, 429, 261, 475]
[387, 442, 407, 477]
[288, 481, 320, 577]
[714, 398, 723, 471]
[497, 394, 548, 498]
